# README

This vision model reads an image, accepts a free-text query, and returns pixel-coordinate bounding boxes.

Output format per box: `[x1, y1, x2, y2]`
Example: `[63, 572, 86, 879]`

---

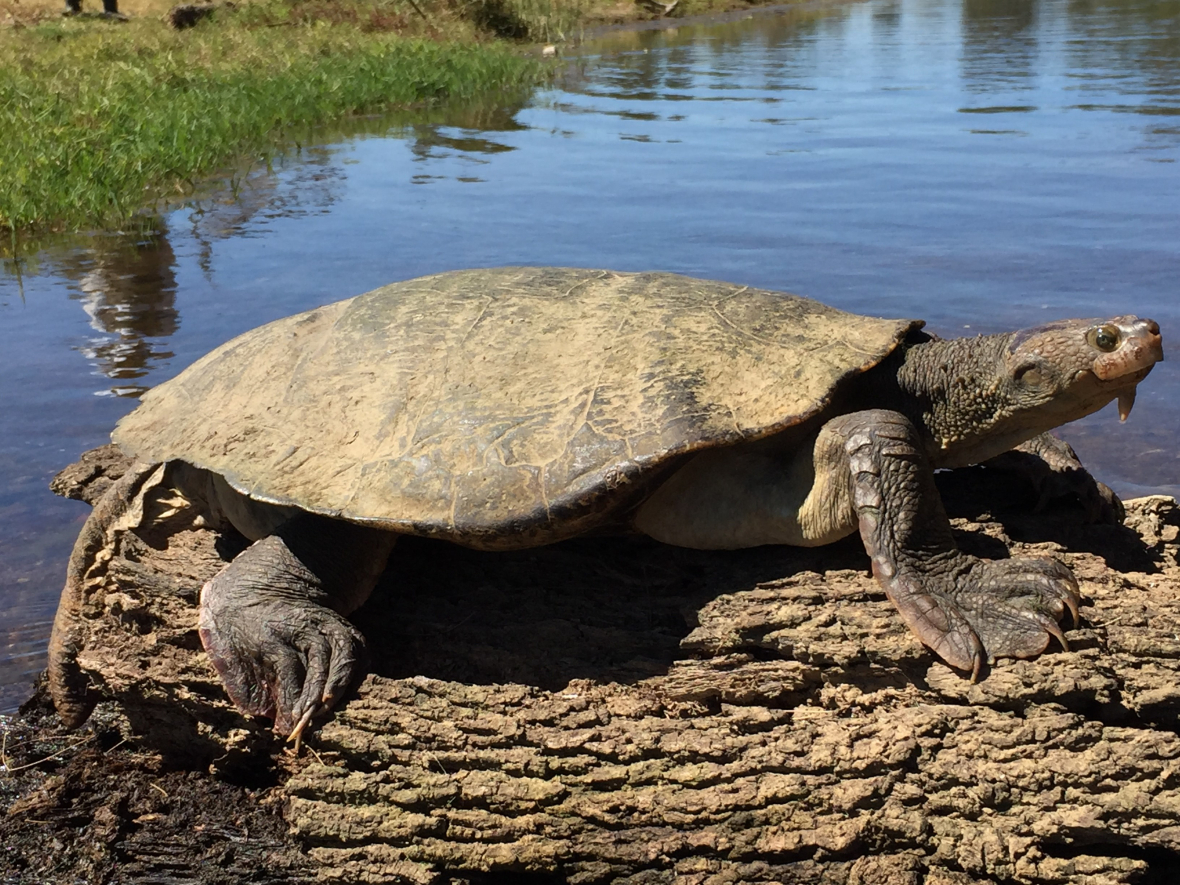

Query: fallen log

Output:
[5, 446, 1180, 883]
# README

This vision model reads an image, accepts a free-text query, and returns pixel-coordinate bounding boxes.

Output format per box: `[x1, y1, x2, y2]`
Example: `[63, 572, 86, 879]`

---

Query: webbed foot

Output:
[880, 554, 1080, 677]
[197, 515, 394, 739]
[199, 559, 368, 737]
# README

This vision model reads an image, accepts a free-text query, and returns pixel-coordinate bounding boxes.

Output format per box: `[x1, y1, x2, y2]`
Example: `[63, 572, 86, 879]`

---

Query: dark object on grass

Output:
[166, 2, 222, 29]
[46, 267, 1162, 744]
[636, 0, 680, 16]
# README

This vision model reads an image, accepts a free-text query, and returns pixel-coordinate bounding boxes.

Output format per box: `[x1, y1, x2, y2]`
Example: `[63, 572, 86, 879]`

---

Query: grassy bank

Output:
[1, 0, 798, 241]
[0, 1, 549, 237]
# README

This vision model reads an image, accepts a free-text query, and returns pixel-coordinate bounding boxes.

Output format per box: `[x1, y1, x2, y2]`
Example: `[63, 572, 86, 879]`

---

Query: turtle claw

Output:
[1064, 593, 1080, 629]
[197, 543, 368, 739]
[964, 556, 1081, 660]
[1043, 618, 1070, 653]
[882, 554, 1080, 675]
[288, 707, 318, 755]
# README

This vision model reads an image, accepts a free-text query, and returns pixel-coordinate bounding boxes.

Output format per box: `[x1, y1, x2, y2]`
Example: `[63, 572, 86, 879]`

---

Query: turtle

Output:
[48, 267, 1164, 740]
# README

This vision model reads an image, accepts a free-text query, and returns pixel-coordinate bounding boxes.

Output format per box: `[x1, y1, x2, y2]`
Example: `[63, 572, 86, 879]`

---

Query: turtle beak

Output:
[1092, 317, 1162, 423]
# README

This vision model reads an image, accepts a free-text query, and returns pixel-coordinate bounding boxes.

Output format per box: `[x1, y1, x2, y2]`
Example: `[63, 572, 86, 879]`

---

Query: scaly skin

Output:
[823, 411, 1079, 678]
[892, 317, 1162, 470]
[822, 316, 1160, 674]
[636, 315, 1162, 679]
[198, 514, 395, 738]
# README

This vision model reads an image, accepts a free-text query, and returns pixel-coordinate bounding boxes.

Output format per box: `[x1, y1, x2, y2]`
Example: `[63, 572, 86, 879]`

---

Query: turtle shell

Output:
[114, 267, 920, 547]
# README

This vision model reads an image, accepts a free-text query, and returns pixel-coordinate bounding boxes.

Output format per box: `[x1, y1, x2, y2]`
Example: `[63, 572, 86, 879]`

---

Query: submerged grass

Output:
[0, 1, 542, 235]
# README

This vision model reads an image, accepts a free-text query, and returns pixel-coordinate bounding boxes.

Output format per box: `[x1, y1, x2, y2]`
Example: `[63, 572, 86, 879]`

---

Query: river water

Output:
[1, 0, 1177, 711]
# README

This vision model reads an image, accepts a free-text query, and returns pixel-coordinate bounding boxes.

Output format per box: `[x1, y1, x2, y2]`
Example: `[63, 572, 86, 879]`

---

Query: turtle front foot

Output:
[881, 554, 1081, 678]
[828, 410, 1083, 677]
[197, 529, 373, 739]
[990, 432, 1125, 525]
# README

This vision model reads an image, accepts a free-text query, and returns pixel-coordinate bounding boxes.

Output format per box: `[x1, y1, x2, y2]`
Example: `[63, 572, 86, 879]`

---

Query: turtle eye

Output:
[1090, 325, 1120, 353]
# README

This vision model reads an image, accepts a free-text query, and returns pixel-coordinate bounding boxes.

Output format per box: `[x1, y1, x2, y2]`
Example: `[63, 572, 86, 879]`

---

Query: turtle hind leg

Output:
[198, 514, 393, 736]
[818, 410, 1081, 675]
[197, 514, 395, 738]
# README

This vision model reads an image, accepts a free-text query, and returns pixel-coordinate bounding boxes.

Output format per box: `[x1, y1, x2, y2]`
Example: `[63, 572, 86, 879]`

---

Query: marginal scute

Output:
[113, 267, 918, 544]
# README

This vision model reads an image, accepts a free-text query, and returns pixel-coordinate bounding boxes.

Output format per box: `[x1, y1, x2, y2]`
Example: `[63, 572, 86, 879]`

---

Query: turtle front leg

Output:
[986, 432, 1123, 524]
[198, 515, 395, 738]
[818, 411, 1081, 677]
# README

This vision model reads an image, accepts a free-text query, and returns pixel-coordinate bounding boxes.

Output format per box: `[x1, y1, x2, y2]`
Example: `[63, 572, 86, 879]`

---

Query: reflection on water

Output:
[962, 0, 1037, 93]
[403, 104, 528, 168]
[0, 0, 1177, 710]
[56, 225, 178, 397]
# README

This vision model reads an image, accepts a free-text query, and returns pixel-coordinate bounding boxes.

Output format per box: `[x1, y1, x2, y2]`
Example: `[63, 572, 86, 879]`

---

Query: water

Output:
[1, 0, 1177, 711]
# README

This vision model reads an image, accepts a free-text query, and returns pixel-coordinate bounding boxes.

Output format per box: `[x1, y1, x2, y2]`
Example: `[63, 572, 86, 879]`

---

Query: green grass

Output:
[463, 0, 589, 43]
[0, 4, 543, 236]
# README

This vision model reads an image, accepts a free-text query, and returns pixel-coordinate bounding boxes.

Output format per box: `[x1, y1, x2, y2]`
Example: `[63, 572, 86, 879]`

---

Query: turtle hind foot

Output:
[884, 554, 1081, 677]
[199, 568, 369, 738]
[197, 530, 372, 739]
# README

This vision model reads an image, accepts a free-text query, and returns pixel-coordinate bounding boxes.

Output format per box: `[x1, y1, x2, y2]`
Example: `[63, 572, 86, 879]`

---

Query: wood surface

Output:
[11, 445, 1180, 884]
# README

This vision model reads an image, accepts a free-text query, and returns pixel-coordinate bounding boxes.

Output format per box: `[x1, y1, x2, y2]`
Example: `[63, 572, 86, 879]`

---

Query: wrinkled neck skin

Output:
[889, 332, 1076, 469]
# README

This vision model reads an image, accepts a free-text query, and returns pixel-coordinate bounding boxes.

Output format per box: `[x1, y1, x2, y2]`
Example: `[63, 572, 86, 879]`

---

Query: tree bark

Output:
[25, 447, 1180, 883]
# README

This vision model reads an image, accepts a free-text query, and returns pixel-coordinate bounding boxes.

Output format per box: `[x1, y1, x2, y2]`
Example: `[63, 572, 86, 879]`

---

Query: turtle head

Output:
[1003, 315, 1163, 427]
[902, 315, 1163, 466]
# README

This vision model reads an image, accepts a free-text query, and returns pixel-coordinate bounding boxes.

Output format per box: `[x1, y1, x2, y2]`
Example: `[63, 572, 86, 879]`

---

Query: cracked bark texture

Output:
[40, 447, 1180, 883]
